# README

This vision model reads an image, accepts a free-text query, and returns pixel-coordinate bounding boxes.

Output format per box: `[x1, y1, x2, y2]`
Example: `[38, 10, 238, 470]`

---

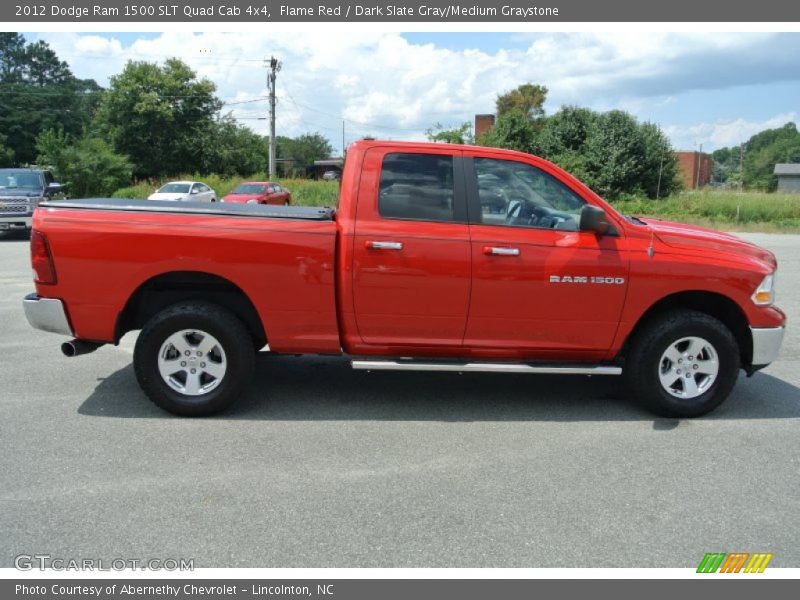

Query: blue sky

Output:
[28, 31, 800, 153]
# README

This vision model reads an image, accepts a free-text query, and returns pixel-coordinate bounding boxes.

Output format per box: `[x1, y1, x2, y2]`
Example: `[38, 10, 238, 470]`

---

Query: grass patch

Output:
[612, 191, 800, 232]
[112, 173, 340, 207]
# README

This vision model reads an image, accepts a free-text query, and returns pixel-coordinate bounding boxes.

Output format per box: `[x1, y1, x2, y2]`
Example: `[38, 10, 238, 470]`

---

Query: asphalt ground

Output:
[1, 231, 798, 568]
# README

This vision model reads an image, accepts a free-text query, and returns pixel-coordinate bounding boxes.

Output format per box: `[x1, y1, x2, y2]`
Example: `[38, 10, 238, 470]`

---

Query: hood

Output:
[641, 217, 777, 270]
[222, 194, 261, 203]
[147, 192, 188, 201]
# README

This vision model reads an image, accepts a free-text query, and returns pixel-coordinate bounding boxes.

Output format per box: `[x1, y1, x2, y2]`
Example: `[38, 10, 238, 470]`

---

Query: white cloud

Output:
[664, 112, 799, 151]
[32, 31, 800, 153]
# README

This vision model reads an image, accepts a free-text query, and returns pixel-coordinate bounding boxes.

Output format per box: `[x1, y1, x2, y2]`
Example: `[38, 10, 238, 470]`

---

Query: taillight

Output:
[31, 229, 57, 284]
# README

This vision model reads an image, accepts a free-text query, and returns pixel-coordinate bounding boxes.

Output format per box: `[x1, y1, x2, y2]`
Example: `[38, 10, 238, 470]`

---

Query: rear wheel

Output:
[133, 302, 255, 416]
[625, 310, 740, 417]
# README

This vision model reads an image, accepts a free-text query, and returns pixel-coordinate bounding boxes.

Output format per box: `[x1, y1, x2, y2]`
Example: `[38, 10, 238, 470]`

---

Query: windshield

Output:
[232, 184, 267, 194]
[0, 170, 42, 190]
[157, 183, 191, 194]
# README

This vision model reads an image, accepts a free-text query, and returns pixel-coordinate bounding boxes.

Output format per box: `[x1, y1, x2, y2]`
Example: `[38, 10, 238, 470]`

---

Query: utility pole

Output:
[656, 153, 664, 200]
[739, 143, 745, 193]
[265, 56, 281, 179]
[695, 143, 703, 190]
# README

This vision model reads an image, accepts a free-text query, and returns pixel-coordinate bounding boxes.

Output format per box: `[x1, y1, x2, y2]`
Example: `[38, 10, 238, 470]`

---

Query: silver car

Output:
[148, 181, 216, 202]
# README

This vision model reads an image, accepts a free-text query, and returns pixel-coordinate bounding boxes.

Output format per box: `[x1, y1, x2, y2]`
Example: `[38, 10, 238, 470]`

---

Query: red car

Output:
[23, 140, 785, 418]
[221, 181, 291, 205]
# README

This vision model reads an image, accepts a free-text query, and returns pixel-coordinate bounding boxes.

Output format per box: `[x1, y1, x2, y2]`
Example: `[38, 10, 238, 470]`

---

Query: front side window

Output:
[474, 158, 585, 230]
[379, 153, 455, 222]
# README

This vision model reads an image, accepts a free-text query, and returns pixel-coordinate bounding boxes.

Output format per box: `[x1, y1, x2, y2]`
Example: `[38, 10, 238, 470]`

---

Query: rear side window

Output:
[379, 153, 455, 222]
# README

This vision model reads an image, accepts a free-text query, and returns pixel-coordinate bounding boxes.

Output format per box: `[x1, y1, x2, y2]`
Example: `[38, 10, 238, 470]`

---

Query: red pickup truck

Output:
[23, 140, 785, 417]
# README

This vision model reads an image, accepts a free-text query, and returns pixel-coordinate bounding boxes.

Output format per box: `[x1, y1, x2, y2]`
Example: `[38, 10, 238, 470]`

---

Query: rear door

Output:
[351, 147, 471, 347]
[267, 184, 283, 205]
[199, 183, 214, 202]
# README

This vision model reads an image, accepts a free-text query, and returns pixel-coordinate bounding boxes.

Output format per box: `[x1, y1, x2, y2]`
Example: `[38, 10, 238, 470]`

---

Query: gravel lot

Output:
[1, 231, 798, 568]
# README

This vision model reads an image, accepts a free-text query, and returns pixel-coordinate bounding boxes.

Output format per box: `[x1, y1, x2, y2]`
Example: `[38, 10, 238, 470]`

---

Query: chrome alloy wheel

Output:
[658, 336, 719, 399]
[157, 329, 227, 396]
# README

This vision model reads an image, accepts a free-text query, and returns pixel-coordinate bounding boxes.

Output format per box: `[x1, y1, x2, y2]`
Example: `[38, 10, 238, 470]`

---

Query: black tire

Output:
[133, 302, 255, 416]
[625, 310, 740, 418]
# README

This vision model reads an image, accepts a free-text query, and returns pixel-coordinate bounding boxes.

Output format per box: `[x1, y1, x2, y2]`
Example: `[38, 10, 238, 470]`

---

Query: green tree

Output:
[20, 40, 72, 85]
[0, 33, 26, 82]
[711, 146, 739, 183]
[638, 122, 681, 198]
[0, 34, 103, 165]
[0, 133, 14, 167]
[527, 107, 679, 200]
[199, 115, 269, 176]
[532, 106, 597, 181]
[425, 122, 474, 145]
[496, 83, 548, 120]
[743, 123, 800, 191]
[277, 132, 334, 177]
[580, 110, 648, 198]
[478, 108, 537, 153]
[713, 123, 800, 190]
[536, 106, 596, 154]
[37, 129, 132, 197]
[94, 58, 222, 178]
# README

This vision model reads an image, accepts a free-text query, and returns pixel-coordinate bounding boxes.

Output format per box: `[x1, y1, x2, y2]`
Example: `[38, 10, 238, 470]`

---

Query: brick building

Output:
[677, 151, 713, 190]
[474, 114, 495, 139]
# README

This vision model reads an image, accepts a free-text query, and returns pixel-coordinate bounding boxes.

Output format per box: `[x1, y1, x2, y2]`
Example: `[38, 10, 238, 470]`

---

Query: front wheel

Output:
[133, 302, 255, 416]
[625, 310, 740, 417]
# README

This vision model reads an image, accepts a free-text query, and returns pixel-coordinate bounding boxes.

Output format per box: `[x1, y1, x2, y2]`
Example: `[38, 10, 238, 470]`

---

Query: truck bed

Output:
[32, 197, 341, 354]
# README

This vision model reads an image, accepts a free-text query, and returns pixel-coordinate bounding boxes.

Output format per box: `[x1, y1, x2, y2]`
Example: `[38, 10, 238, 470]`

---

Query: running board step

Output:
[351, 360, 622, 376]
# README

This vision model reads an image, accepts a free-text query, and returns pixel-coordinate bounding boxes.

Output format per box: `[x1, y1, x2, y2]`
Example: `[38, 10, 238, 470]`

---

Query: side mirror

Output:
[190, 188, 199, 194]
[47, 182, 65, 194]
[579, 205, 611, 236]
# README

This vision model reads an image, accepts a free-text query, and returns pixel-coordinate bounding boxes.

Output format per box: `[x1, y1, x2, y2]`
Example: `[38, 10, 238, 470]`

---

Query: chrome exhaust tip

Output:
[61, 339, 103, 357]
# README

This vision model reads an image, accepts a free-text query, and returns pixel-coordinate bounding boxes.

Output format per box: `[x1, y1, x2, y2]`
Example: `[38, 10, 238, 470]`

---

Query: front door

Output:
[463, 153, 629, 358]
[352, 148, 471, 347]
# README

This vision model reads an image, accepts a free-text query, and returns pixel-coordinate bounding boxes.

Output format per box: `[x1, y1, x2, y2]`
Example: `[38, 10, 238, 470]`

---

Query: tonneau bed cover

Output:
[40, 198, 336, 221]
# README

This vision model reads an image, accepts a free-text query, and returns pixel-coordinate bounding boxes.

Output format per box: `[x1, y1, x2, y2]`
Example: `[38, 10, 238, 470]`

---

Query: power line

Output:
[222, 97, 268, 106]
[34, 49, 267, 66]
[0, 87, 266, 107]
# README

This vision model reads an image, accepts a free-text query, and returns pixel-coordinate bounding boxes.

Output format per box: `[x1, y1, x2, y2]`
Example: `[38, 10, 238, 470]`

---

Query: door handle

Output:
[483, 246, 520, 256]
[366, 241, 403, 251]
